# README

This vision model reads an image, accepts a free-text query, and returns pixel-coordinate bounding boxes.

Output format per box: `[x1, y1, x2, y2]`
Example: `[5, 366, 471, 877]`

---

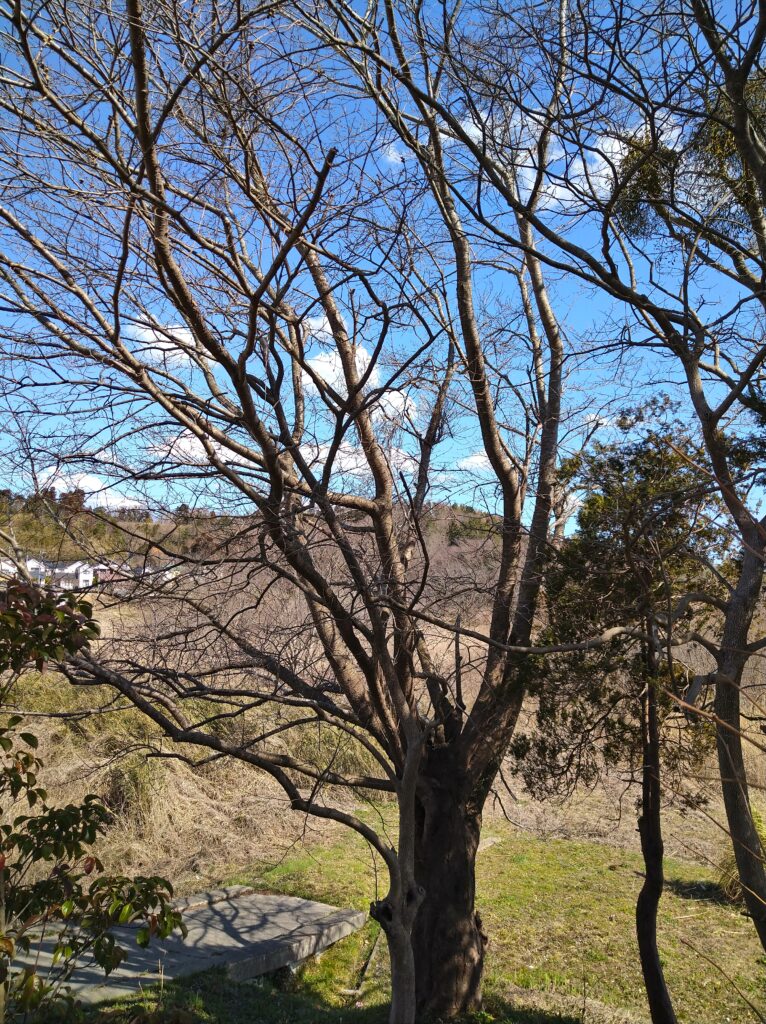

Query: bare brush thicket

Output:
[0, 1, 765, 1021]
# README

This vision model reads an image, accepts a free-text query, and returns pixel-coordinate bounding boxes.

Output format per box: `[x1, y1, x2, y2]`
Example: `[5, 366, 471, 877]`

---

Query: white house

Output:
[0, 557, 49, 584]
[50, 561, 94, 590]
[25, 558, 48, 584]
[1, 556, 100, 591]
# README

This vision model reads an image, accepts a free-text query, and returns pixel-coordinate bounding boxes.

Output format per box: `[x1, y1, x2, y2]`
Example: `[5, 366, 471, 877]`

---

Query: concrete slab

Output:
[24, 889, 366, 1005]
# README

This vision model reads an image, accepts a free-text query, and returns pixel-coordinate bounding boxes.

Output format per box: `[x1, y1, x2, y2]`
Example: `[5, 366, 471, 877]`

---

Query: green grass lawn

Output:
[88, 819, 765, 1024]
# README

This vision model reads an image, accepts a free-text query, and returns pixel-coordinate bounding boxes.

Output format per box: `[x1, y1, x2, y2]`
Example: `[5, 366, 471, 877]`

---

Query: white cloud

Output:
[130, 324, 197, 368]
[458, 115, 485, 145]
[457, 451, 493, 474]
[440, 111, 490, 149]
[301, 441, 368, 477]
[581, 135, 630, 200]
[150, 425, 415, 481]
[306, 347, 371, 393]
[300, 441, 418, 479]
[154, 429, 421, 485]
[584, 412, 612, 429]
[555, 492, 581, 524]
[305, 346, 416, 422]
[147, 430, 262, 473]
[154, 428, 288, 472]
[149, 430, 215, 466]
[302, 314, 342, 345]
[377, 388, 416, 422]
[39, 468, 143, 510]
[381, 141, 408, 165]
[537, 119, 684, 212]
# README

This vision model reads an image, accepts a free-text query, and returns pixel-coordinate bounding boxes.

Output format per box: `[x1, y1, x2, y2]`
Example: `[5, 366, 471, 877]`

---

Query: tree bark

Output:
[370, 858, 423, 1024]
[375, 914, 418, 1024]
[636, 675, 677, 1024]
[708, 544, 766, 950]
[412, 762, 487, 1018]
[715, 546, 766, 951]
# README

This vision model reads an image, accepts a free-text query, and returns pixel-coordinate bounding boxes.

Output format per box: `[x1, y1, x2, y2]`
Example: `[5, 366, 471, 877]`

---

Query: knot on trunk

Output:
[369, 898, 394, 927]
[406, 882, 426, 906]
[404, 882, 426, 925]
[370, 884, 426, 932]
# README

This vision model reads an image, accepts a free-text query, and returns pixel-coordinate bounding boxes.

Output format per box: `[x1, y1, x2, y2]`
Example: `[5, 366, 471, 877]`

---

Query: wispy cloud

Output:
[300, 440, 417, 478]
[381, 141, 408, 166]
[456, 451, 492, 474]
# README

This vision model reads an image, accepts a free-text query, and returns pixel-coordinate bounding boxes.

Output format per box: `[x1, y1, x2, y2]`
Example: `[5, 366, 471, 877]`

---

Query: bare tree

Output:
[294, 0, 766, 961]
[0, 1, 580, 1018]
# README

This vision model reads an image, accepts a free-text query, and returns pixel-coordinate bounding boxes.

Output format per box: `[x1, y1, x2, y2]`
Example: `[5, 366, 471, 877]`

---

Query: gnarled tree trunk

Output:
[412, 755, 487, 1018]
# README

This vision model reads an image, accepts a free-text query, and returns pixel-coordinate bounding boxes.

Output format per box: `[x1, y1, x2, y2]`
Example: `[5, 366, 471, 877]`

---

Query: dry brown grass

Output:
[11, 672, 347, 895]
[10, 653, 741, 905]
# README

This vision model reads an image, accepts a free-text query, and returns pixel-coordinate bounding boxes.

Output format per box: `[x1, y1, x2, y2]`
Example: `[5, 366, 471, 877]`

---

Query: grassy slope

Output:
[1, 507, 209, 564]
[89, 817, 764, 1024]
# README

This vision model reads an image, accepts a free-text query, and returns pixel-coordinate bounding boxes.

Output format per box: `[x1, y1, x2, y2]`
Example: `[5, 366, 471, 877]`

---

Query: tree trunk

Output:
[636, 677, 677, 1024]
[382, 920, 418, 1024]
[370, 874, 423, 1024]
[716, 680, 766, 948]
[715, 547, 766, 952]
[412, 769, 487, 1018]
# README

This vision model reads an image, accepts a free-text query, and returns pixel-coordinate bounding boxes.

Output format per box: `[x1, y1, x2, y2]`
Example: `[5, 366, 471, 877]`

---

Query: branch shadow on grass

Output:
[665, 876, 733, 906]
[86, 968, 388, 1024]
[85, 969, 586, 1024]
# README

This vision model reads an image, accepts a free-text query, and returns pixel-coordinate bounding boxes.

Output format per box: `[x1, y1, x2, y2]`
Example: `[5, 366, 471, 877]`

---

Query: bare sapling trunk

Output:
[636, 630, 677, 1024]
[372, 897, 420, 1024]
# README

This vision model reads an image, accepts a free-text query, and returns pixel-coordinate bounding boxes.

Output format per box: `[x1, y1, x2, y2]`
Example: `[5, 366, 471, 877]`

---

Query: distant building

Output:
[0, 555, 167, 592]
[0, 557, 95, 591]
[26, 558, 48, 584]
[0, 559, 18, 579]
[48, 561, 94, 590]
[0, 556, 49, 584]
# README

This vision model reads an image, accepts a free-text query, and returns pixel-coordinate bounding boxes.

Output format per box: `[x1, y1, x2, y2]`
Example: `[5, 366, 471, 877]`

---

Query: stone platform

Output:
[28, 885, 366, 1004]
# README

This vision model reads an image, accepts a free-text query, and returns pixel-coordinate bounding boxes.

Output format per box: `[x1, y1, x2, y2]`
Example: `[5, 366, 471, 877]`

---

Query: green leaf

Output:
[118, 903, 133, 924]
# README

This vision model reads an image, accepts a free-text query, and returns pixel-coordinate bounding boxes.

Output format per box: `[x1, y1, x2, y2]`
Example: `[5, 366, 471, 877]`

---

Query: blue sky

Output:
[0, 0, 762, 532]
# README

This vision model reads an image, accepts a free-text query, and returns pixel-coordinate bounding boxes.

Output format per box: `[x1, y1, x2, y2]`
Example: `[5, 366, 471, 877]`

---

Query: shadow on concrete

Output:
[27, 889, 365, 1007]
